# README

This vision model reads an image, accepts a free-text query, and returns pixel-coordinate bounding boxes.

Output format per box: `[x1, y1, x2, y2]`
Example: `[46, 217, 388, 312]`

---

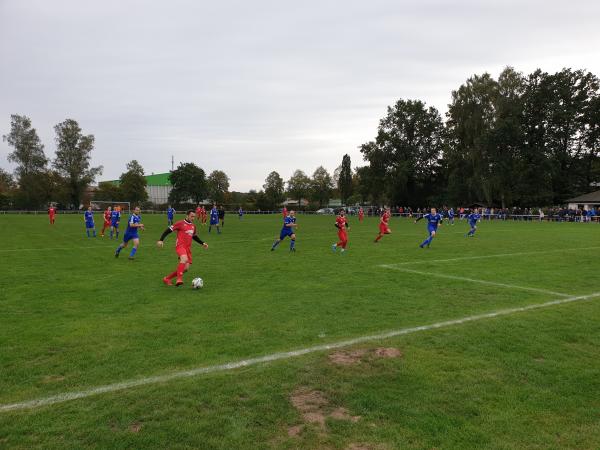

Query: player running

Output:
[110, 207, 121, 239]
[374, 208, 391, 243]
[358, 207, 364, 222]
[447, 207, 455, 225]
[167, 205, 176, 226]
[415, 207, 443, 248]
[48, 205, 56, 225]
[332, 209, 350, 253]
[208, 204, 221, 234]
[195, 204, 202, 224]
[271, 210, 297, 252]
[157, 209, 209, 286]
[100, 206, 112, 237]
[84, 206, 96, 238]
[466, 208, 481, 237]
[115, 206, 144, 259]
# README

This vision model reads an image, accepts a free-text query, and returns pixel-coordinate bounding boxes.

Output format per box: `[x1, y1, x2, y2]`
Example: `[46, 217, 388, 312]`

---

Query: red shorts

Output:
[176, 246, 192, 264]
[337, 231, 348, 242]
[379, 223, 389, 234]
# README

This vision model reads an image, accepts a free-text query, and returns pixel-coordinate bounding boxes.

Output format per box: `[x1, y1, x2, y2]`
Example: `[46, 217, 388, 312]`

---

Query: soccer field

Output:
[1, 213, 599, 449]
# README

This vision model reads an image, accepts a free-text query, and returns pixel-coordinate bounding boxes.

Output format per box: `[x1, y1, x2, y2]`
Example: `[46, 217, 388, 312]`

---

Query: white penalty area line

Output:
[2, 291, 600, 414]
[380, 265, 571, 298]
[384, 246, 600, 267]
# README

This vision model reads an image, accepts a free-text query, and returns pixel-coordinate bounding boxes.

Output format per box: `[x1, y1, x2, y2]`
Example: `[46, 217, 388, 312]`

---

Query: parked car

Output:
[315, 208, 335, 215]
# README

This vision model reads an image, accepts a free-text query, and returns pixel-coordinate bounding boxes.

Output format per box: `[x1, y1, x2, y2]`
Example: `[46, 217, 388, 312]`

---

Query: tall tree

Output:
[168, 162, 207, 204]
[310, 166, 333, 207]
[286, 170, 311, 207]
[3, 114, 49, 208]
[361, 99, 444, 206]
[263, 171, 285, 208]
[338, 154, 353, 204]
[119, 160, 148, 204]
[0, 168, 15, 208]
[94, 181, 123, 202]
[207, 170, 230, 203]
[53, 119, 102, 208]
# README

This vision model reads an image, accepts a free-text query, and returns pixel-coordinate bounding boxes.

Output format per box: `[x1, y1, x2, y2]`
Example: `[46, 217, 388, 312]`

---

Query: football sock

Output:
[208, 226, 212, 233]
[176, 263, 186, 277]
[115, 245, 122, 254]
[375, 234, 382, 242]
[86, 230, 90, 237]
[110, 230, 113, 238]
[272, 240, 280, 249]
[93, 230, 96, 237]
[290, 239, 295, 250]
[166, 270, 178, 280]
[129, 247, 137, 258]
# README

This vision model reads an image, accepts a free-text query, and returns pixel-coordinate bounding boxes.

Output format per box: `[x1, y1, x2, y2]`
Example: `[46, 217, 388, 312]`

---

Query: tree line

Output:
[357, 67, 600, 208]
[3, 66, 598, 210]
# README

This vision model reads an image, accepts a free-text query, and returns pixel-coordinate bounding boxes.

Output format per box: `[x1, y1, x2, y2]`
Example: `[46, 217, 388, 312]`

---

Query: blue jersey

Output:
[111, 210, 121, 225]
[448, 209, 455, 218]
[468, 213, 481, 225]
[424, 213, 442, 229]
[167, 208, 175, 219]
[125, 214, 142, 235]
[279, 216, 296, 239]
[84, 211, 94, 223]
[210, 208, 219, 224]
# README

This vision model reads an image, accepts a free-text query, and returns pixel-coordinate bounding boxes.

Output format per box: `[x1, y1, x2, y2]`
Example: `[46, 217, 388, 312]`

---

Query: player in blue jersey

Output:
[238, 206, 243, 220]
[466, 208, 481, 237]
[271, 210, 297, 252]
[110, 208, 121, 239]
[415, 207, 443, 248]
[447, 207, 455, 225]
[84, 206, 96, 237]
[167, 205, 175, 226]
[115, 206, 144, 259]
[208, 204, 221, 234]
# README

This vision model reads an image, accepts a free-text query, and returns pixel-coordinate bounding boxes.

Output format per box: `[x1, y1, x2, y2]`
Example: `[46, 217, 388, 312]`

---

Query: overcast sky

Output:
[1, 0, 599, 191]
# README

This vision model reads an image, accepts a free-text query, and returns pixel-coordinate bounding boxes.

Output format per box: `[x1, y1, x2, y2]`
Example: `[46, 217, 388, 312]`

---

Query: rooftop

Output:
[566, 190, 600, 203]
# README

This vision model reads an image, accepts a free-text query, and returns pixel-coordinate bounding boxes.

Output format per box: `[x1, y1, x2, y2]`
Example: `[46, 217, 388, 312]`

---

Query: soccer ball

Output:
[192, 277, 204, 289]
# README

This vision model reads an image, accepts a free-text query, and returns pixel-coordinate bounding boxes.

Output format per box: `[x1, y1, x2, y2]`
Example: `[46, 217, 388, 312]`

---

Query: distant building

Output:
[282, 198, 309, 207]
[566, 190, 600, 210]
[101, 172, 173, 205]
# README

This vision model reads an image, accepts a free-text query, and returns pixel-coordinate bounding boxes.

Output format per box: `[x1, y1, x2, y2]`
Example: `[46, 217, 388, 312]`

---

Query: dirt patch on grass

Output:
[373, 347, 403, 359]
[346, 444, 384, 450]
[329, 349, 368, 366]
[42, 375, 65, 383]
[290, 387, 361, 433]
[129, 422, 142, 433]
[330, 407, 361, 423]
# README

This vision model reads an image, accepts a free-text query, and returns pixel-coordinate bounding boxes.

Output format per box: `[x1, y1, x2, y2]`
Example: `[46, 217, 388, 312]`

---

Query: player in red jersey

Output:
[48, 206, 56, 224]
[358, 207, 364, 222]
[200, 206, 207, 224]
[374, 207, 392, 243]
[100, 206, 112, 237]
[195, 205, 202, 223]
[332, 209, 350, 253]
[157, 209, 209, 286]
[282, 206, 288, 218]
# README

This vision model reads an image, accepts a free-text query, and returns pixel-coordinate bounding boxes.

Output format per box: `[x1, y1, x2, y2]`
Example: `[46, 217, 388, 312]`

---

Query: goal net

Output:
[90, 201, 131, 215]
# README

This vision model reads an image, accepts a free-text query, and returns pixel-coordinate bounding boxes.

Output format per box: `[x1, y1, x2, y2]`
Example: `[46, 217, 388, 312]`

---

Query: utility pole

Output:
[171, 155, 174, 171]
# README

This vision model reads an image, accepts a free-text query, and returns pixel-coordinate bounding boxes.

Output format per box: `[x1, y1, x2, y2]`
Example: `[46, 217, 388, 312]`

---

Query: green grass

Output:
[0, 213, 599, 449]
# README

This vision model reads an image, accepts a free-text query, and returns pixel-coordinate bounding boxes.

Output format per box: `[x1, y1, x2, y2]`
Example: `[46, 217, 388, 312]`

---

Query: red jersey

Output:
[282, 207, 288, 218]
[196, 207, 202, 216]
[104, 209, 111, 222]
[48, 207, 56, 216]
[336, 215, 348, 232]
[170, 219, 197, 249]
[381, 212, 390, 224]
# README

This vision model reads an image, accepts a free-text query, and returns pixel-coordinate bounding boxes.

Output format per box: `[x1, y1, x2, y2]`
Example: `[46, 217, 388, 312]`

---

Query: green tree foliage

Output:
[338, 154, 353, 204]
[286, 170, 311, 206]
[53, 119, 103, 208]
[168, 162, 207, 204]
[263, 171, 285, 208]
[94, 181, 123, 201]
[310, 166, 334, 207]
[361, 99, 444, 206]
[0, 168, 15, 208]
[119, 160, 148, 204]
[3, 114, 49, 208]
[207, 170, 230, 203]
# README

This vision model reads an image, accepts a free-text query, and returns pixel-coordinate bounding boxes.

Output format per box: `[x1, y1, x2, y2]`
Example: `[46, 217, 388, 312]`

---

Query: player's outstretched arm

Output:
[414, 216, 423, 223]
[193, 235, 208, 249]
[157, 227, 173, 247]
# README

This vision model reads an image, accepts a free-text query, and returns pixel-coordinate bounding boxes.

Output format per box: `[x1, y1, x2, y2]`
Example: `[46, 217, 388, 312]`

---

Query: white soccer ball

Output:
[192, 277, 204, 289]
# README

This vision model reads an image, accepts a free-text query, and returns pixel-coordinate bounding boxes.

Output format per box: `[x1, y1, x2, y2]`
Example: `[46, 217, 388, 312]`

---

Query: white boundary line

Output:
[380, 266, 571, 297]
[384, 246, 600, 266]
[2, 291, 599, 413]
